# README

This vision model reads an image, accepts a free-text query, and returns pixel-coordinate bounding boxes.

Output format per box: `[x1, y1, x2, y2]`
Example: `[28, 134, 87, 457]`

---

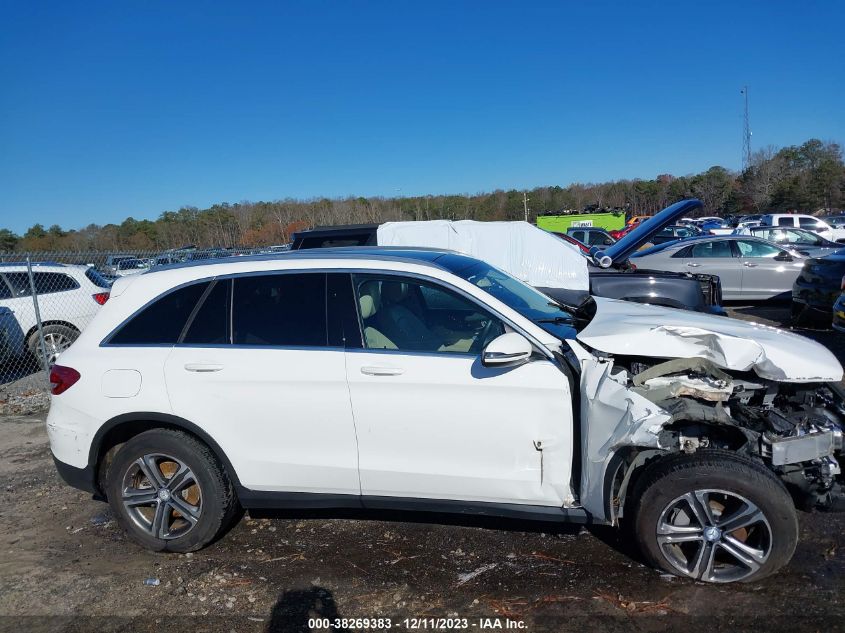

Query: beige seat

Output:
[358, 281, 398, 350]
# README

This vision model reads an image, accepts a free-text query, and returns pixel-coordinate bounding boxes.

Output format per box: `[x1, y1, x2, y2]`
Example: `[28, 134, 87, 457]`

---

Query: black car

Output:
[833, 292, 845, 332]
[792, 250, 845, 326]
[291, 199, 725, 314]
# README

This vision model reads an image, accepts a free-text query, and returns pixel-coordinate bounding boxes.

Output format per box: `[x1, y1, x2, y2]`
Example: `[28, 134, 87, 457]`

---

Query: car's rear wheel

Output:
[105, 429, 239, 552]
[630, 450, 798, 583]
[27, 324, 79, 368]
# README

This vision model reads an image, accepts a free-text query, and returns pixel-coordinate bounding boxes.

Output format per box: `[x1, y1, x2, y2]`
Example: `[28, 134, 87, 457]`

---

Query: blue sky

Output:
[1, 0, 843, 234]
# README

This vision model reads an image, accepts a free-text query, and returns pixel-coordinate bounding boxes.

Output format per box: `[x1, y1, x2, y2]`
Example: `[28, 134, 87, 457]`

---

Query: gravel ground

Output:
[0, 304, 843, 632]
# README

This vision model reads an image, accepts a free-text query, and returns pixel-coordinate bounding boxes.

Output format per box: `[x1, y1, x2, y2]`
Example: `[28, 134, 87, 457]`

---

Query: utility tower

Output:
[741, 86, 752, 170]
[523, 191, 530, 223]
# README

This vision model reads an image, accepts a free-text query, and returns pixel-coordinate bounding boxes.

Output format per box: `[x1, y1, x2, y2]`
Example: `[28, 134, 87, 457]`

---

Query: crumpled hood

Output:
[576, 297, 843, 382]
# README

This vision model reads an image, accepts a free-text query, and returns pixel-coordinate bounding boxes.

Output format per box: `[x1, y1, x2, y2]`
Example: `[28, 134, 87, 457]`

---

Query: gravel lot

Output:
[0, 303, 843, 632]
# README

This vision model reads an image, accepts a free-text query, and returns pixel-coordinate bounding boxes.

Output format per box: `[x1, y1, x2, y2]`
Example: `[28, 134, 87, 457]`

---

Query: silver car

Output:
[735, 226, 844, 258]
[630, 235, 806, 300]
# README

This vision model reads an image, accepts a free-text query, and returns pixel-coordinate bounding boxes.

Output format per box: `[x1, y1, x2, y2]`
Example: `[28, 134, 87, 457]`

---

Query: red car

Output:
[551, 232, 590, 254]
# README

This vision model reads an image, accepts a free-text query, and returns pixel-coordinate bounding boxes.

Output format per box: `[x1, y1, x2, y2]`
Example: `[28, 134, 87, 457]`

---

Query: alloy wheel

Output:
[656, 488, 772, 582]
[121, 453, 203, 540]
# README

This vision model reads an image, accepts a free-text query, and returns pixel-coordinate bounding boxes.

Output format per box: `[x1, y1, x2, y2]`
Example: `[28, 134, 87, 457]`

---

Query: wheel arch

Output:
[90, 412, 243, 496]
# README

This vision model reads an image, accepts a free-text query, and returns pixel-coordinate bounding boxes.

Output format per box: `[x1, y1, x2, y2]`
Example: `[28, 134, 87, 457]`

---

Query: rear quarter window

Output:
[108, 281, 211, 345]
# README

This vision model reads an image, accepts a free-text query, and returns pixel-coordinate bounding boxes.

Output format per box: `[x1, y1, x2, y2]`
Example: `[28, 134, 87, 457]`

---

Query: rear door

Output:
[163, 272, 360, 496]
[677, 240, 743, 298]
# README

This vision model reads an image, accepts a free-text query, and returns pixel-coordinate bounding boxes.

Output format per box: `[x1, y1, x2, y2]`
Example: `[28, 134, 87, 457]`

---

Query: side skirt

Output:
[237, 488, 599, 524]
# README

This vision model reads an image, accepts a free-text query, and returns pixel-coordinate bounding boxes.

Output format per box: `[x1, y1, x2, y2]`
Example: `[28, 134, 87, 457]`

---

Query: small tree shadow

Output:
[266, 586, 349, 633]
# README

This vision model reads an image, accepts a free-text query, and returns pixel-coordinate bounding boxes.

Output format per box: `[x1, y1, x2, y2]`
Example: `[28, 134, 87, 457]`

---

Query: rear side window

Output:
[232, 273, 327, 346]
[182, 279, 231, 345]
[3, 272, 79, 296]
[690, 241, 734, 258]
[0, 277, 11, 299]
[775, 216, 793, 227]
[109, 282, 211, 345]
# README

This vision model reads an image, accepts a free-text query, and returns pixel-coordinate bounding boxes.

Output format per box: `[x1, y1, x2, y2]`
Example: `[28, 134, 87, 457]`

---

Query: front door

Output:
[343, 273, 575, 507]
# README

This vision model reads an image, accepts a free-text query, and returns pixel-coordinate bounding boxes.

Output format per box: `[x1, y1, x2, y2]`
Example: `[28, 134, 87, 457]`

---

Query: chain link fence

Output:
[0, 247, 280, 412]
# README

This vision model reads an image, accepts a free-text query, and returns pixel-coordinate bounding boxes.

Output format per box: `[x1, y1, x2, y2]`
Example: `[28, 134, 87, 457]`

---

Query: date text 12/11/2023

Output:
[308, 617, 528, 630]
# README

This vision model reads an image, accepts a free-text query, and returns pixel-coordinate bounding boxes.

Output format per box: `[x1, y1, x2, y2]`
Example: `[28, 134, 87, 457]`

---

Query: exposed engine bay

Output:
[619, 356, 845, 513]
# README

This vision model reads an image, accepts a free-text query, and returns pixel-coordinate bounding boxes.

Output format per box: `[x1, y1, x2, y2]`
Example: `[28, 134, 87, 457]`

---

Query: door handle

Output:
[360, 366, 404, 376]
[184, 363, 224, 372]
[686, 262, 701, 267]
[743, 262, 758, 268]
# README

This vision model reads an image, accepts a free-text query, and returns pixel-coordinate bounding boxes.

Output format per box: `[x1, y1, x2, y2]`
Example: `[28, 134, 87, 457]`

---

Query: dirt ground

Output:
[0, 304, 843, 632]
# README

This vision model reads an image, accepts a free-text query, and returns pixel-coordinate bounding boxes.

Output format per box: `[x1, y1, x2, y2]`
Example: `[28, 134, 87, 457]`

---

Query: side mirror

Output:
[482, 332, 533, 368]
[774, 252, 794, 262]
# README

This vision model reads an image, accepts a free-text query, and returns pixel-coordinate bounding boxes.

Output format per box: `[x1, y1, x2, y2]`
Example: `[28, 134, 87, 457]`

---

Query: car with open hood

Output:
[291, 199, 724, 314]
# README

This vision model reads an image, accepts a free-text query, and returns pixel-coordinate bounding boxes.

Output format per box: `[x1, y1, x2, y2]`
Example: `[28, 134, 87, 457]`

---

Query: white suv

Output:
[760, 213, 845, 242]
[0, 263, 111, 365]
[47, 249, 845, 583]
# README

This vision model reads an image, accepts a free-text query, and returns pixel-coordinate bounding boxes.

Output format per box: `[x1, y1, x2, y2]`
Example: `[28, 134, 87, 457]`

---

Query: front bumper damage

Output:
[579, 356, 845, 522]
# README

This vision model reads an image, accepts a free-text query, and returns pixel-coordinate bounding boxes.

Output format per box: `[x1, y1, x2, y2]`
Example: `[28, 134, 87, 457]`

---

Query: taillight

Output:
[841, 275, 845, 291]
[92, 291, 110, 305]
[50, 365, 81, 395]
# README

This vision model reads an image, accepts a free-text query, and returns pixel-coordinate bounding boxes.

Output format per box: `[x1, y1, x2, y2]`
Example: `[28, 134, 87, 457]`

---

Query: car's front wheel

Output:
[630, 450, 798, 583]
[105, 429, 239, 552]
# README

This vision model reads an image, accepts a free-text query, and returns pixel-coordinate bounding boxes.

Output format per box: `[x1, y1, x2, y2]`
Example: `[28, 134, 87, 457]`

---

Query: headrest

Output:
[358, 281, 381, 319]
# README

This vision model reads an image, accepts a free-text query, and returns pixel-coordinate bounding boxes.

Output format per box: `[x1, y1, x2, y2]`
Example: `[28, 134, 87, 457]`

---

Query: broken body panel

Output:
[566, 301, 845, 521]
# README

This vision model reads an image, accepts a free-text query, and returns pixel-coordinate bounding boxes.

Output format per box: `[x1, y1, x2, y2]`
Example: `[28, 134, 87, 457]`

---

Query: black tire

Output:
[629, 449, 798, 583]
[105, 429, 239, 552]
[27, 324, 79, 368]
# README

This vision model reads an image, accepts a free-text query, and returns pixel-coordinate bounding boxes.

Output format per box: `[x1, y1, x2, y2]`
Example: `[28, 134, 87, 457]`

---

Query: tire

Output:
[105, 429, 239, 552]
[27, 324, 79, 368]
[629, 449, 798, 583]
[790, 300, 805, 327]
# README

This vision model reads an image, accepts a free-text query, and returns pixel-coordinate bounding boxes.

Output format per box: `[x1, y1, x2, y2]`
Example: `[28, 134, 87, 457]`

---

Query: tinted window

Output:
[775, 216, 793, 226]
[232, 273, 327, 346]
[298, 234, 372, 249]
[85, 267, 112, 288]
[109, 282, 210, 344]
[352, 274, 504, 355]
[0, 278, 11, 299]
[798, 217, 822, 230]
[182, 279, 231, 345]
[690, 241, 734, 258]
[736, 240, 782, 258]
[2, 272, 79, 296]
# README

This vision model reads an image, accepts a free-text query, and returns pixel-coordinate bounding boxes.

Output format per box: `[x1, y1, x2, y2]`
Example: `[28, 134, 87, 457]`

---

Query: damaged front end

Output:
[579, 355, 845, 523]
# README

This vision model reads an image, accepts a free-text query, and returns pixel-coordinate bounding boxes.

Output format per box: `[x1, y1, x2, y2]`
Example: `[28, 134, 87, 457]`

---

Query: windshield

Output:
[84, 266, 112, 288]
[437, 255, 578, 340]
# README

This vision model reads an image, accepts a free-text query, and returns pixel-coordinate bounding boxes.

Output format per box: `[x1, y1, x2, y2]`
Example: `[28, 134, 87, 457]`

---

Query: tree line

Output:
[1, 138, 842, 253]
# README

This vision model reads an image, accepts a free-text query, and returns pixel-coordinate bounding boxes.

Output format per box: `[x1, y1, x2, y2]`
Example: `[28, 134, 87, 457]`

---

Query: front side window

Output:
[352, 274, 504, 355]
[232, 273, 327, 347]
[109, 281, 211, 344]
[735, 240, 783, 258]
[690, 241, 734, 258]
